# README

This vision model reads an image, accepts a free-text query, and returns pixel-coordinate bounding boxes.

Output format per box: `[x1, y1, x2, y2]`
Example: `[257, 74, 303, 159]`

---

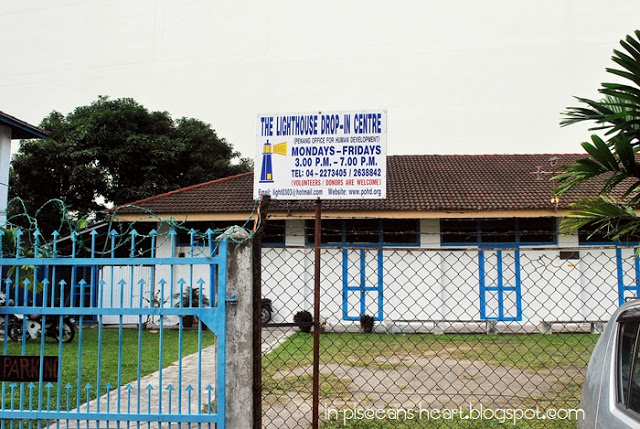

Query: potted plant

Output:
[293, 310, 313, 333]
[173, 287, 210, 328]
[142, 289, 167, 329]
[360, 314, 374, 333]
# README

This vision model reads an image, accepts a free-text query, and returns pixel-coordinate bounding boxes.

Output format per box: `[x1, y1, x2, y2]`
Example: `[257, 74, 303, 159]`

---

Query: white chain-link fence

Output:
[261, 245, 631, 428]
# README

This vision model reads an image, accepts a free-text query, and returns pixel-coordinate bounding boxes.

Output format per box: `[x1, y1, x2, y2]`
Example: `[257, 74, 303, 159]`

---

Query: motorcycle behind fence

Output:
[0, 290, 75, 343]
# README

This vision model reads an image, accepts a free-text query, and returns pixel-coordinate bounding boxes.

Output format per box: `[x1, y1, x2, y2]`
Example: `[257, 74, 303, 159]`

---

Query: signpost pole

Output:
[254, 110, 387, 428]
[312, 198, 321, 429]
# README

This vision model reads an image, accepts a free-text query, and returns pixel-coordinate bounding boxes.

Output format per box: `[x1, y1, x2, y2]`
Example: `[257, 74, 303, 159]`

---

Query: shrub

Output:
[173, 287, 210, 308]
[293, 310, 313, 333]
[360, 314, 374, 333]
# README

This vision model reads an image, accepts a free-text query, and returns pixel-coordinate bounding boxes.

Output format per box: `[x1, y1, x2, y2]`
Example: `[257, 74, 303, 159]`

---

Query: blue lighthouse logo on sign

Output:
[259, 140, 273, 182]
[259, 139, 287, 183]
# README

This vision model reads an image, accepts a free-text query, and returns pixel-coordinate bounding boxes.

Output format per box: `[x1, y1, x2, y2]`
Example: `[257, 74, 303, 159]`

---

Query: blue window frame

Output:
[304, 219, 419, 246]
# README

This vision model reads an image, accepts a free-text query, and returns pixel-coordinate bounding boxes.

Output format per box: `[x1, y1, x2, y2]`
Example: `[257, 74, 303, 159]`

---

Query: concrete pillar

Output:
[0, 125, 12, 225]
[222, 227, 253, 428]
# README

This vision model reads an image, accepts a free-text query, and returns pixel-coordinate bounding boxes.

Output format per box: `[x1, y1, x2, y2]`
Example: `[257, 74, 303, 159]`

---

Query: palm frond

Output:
[558, 196, 640, 241]
[561, 31, 640, 143]
[554, 133, 640, 201]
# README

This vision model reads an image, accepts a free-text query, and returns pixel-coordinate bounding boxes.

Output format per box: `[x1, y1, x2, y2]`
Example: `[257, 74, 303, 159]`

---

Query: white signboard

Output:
[254, 110, 386, 200]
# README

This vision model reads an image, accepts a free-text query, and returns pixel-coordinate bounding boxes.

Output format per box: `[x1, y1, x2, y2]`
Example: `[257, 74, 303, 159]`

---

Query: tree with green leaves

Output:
[9, 96, 252, 235]
[554, 30, 640, 240]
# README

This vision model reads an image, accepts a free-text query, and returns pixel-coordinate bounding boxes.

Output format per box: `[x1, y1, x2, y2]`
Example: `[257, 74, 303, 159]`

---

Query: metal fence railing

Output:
[260, 245, 629, 428]
[0, 229, 227, 428]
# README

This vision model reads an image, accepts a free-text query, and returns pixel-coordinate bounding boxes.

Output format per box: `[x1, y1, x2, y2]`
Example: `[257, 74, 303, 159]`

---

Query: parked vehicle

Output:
[7, 313, 75, 343]
[261, 298, 273, 324]
[0, 291, 75, 343]
[579, 298, 640, 428]
[0, 291, 11, 338]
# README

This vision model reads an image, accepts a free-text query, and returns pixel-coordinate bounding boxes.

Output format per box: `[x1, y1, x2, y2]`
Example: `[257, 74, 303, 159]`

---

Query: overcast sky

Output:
[1, 0, 640, 160]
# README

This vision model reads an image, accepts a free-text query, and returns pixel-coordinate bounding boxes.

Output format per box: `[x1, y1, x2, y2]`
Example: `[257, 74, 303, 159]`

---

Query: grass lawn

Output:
[263, 332, 599, 429]
[1, 326, 214, 413]
[264, 332, 597, 371]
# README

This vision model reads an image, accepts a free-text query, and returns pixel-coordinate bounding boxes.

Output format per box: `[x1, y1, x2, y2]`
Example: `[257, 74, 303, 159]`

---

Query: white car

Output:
[580, 298, 640, 428]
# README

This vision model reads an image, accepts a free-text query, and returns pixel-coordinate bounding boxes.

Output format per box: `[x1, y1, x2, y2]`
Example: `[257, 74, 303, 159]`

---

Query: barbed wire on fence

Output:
[4, 196, 263, 257]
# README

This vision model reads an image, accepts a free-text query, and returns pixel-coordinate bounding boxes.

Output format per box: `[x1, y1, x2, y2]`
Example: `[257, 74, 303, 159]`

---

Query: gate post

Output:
[223, 227, 253, 428]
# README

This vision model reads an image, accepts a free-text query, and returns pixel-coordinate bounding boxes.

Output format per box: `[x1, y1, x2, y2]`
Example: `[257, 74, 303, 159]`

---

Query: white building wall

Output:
[320, 248, 345, 324]
[520, 248, 583, 323]
[134, 219, 630, 331]
[262, 246, 313, 323]
[419, 219, 440, 247]
[439, 250, 480, 320]
[578, 248, 619, 320]
[99, 265, 153, 324]
[98, 223, 223, 326]
[383, 249, 443, 322]
[0, 125, 12, 225]
[286, 220, 306, 246]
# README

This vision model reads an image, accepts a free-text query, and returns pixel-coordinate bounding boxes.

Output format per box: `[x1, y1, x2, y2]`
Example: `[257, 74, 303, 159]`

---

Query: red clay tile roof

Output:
[114, 154, 604, 218]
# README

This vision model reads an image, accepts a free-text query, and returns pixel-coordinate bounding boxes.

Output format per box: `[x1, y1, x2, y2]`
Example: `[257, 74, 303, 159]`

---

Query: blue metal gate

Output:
[0, 228, 228, 428]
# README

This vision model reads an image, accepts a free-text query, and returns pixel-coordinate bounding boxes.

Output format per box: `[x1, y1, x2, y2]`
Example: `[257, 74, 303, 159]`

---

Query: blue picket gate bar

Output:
[0, 227, 228, 428]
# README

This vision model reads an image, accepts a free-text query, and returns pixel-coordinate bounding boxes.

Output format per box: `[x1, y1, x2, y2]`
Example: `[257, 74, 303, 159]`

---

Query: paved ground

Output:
[52, 345, 216, 429]
[47, 327, 294, 429]
[261, 342, 583, 429]
[261, 326, 296, 354]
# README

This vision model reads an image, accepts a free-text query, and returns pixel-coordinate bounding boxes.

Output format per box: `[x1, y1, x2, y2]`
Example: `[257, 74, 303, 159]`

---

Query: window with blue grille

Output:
[579, 220, 640, 245]
[305, 219, 419, 246]
[441, 218, 556, 245]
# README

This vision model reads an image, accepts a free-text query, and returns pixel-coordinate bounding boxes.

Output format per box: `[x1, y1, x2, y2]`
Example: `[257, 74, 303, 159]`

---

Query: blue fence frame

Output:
[341, 248, 384, 321]
[479, 249, 523, 322]
[0, 228, 227, 428]
[616, 247, 640, 306]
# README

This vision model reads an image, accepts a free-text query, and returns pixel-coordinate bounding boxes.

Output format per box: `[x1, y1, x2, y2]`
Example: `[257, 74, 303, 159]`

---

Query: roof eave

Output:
[113, 208, 573, 223]
[0, 112, 47, 139]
